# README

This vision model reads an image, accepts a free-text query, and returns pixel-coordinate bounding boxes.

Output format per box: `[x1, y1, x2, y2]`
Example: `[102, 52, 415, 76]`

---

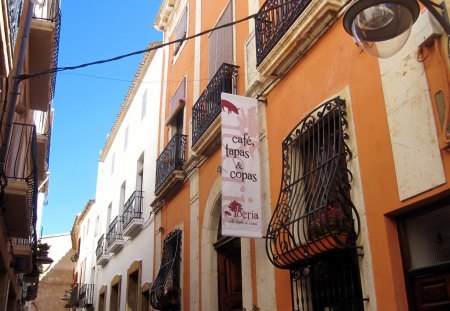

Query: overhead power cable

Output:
[16, 0, 301, 81]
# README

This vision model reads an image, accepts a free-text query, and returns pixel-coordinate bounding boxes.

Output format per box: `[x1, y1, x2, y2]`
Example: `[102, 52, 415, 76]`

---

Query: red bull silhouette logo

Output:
[221, 99, 240, 114]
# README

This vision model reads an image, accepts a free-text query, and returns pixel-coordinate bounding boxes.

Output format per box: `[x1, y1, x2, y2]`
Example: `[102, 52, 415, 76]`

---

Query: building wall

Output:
[154, 0, 450, 311]
[34, 234, 75, 311]
[90, 47, 163, 311]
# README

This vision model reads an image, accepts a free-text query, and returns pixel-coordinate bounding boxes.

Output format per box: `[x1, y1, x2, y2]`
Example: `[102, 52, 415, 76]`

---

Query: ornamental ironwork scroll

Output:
[155, 134, 187, 192]
[266, 97, 360, 269]
[255, 0, 311, 65]
[192, 63, 238, 146]
[290, 250, 365, 310]
[122, 190, 143, 229]
[8, 0, 24, 52]
[150, 229, 182, 311]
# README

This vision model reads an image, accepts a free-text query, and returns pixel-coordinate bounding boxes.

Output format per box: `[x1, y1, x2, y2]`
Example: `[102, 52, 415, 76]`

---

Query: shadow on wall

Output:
[34, 248, 76, 311]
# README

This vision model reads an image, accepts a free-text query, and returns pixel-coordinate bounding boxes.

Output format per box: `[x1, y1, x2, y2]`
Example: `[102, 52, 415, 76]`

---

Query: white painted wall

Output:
[379, 35, 446, 201]
[74, 48, 163, 310]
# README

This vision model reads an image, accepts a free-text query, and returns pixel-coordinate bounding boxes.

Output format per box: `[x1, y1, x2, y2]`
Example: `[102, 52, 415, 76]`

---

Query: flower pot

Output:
[275, 233, 348, 265]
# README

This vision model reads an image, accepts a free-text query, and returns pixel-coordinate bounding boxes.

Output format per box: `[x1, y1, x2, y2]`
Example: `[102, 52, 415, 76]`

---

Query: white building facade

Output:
[69, 45, 163, 311]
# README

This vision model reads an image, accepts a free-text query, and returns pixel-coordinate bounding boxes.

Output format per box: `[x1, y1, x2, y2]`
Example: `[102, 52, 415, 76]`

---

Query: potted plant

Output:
[309, 205, 349, 240]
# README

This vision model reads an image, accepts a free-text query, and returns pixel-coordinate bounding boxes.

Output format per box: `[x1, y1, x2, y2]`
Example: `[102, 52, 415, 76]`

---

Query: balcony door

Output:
[399, 199, 450, 310]
[214, 235, 242, 311]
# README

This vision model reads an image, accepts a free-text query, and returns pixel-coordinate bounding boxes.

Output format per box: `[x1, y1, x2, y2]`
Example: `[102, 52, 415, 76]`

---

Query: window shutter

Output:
[166, 77, 186, 125]
[209, 2, 233, 80]
[173, 8, 188, 55]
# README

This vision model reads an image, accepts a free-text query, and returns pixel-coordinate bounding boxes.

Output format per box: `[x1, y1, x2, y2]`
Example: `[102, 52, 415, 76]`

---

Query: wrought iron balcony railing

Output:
[12, 237, 32, 246]
[155, 134, 187, 192]
[3, 123, 37, 182]
[96, 234, 107, 259]
[255, 0, 311, 66]
[8, 0, 24, 51]
[79, 283, 94, 308]
[35, 109, 53, 174]
[32, 0, 60, 21]
[66, 283, 79, 308]
[2, 123, 38, 237]
[192, 63, 238, 146]
[122, 190, 144, 230]
[32, 0, 61, 101]
[106, 216, 123, 248]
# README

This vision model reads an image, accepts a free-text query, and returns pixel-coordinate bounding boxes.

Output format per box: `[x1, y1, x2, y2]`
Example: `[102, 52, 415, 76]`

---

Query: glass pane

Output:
[405, 205, 450, 270]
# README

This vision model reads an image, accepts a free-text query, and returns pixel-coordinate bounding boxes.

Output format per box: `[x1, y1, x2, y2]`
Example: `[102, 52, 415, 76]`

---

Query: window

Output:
[399, 198, 450, 310]
[166, 77, 186, 127]
[111, 153, 115, 175]
[141, 283, 152, 311]
[120, 181, 126, 214]
[173, 7, 188, 56]
[126, 261, 142, 311]
[98, 286, 107, 311]
[124, 126, 129, 151]
[209, 2, 233, 79]
[95, 216, 99, 236]
[267, 97, 359, 268]
[266, 97, 364, 310]
[136, 153, 144, 192]
[291, 251, 364, 310]
[110, 275, 122, 311]
[150, 229, 182, 310]
[141, 90, 147, 120]
[107, 204, 112, 231]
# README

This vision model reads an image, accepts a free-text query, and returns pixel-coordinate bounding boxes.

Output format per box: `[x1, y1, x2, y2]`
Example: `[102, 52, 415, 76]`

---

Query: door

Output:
[413, 272, 450, 311]
[399, 200, 450, 311]
[215, 237, 243, 311]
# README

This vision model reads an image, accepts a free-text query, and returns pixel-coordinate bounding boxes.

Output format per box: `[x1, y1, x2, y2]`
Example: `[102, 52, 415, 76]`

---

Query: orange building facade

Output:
[151, 0, 450, 310]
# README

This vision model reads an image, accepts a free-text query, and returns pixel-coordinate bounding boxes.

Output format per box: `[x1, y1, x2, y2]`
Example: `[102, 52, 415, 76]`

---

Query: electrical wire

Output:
[15, 0, 299, 82]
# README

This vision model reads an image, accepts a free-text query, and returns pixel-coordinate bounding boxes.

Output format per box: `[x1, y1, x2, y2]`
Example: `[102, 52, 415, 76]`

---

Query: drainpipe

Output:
[0, 0, 35, 169]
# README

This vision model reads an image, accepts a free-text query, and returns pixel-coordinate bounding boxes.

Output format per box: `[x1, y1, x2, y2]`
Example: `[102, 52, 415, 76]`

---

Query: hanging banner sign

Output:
[221, 93, 262, 238]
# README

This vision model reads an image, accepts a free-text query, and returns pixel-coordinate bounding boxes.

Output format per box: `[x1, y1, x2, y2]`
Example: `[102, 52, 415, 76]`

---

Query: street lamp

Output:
[343, 0, 450, 58]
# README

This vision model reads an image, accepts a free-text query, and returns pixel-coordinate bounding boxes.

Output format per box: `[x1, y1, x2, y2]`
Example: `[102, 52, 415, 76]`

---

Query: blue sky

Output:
[42, 1, 162, 235]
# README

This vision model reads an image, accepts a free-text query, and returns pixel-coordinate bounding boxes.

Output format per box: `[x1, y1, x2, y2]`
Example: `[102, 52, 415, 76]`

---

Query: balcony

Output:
[106, 216, 124, 254]
[29, 0, 61, 111]
[34, 109, 52, 184]
[64, 283, 79, 309]
[3, 123, 38, 239]
[254, 0, 343, 77]
[154, 134, 187, 199]
[11, 238, 33, 273]
[96, 234, 111, 266]
[191, 63, 238, 155]
[79, 283, 94, 308]
[122, 190, 144, 238]
[8, 0, 24, 52]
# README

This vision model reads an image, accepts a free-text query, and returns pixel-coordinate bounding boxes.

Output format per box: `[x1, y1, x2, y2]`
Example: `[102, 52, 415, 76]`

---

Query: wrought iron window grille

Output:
[155, 134, 187, 192]
[255, 0, 311, 66]
[122, 190, 144, 230]
[150, 229, 182, 311]
[266, 97, 361, 270]
[291, 250, 365, 311]
[191, 63, 238, 146]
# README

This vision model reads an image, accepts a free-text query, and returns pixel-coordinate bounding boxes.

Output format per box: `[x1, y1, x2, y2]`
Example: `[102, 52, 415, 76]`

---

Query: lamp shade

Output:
[343, 0, 420, 58]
